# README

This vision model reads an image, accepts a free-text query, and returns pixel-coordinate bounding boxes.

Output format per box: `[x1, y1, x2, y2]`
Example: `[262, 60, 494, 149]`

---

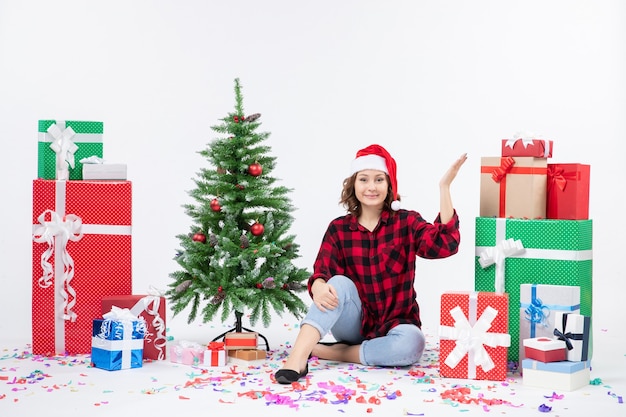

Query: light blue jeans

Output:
[301, 275, 425, 367]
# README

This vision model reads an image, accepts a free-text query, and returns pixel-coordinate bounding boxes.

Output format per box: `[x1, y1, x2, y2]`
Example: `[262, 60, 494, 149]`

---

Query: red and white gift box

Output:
[32, 179, 132, 355]
[547, 163, 590, 220]
[501, 137, 553, 158]
[523, 337, 567, 362]
[101, 293, 167, 360]
[439, 291, 511, 381]
[203, 341, 227, 367]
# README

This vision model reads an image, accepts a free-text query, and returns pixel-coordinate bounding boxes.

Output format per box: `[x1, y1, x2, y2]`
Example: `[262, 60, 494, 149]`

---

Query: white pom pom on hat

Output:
[350, 144, 400, 211]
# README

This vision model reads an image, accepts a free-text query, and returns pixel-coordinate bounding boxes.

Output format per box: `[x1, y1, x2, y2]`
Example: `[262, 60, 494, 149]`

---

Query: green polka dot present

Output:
[37, 120, 104, 180]
[474, 217, 592, 362]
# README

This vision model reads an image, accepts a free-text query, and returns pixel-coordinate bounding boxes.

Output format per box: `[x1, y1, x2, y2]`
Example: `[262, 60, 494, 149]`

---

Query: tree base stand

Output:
[211, 311, 270, 350]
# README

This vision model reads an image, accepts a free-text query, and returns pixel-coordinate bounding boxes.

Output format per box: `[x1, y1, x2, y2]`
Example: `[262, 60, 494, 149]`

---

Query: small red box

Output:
[101, 295, 167, 360]
[32, 180, 132, 355]
[440, 291, 510, 381]
[501, 138, 553, 158]
[523, 337, 567, 362]
[546, 163, 590, 220]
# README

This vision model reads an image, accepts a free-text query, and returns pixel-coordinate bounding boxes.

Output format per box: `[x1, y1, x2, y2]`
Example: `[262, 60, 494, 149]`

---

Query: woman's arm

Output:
[439, 153, 467, 224]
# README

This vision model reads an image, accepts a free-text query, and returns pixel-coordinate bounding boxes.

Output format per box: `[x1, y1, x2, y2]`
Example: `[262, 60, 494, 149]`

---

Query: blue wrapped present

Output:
[91, 307, 146, 371]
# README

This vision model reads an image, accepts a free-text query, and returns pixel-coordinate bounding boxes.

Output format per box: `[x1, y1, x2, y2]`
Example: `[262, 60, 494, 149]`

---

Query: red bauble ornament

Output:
[236, 184, 245, 190]
[256, 283, 263, 289]
[248, 162, 262, 177]
[250, 222, 264, 236]
[192, 232, 206, 243]
[210, 198, 221, 212]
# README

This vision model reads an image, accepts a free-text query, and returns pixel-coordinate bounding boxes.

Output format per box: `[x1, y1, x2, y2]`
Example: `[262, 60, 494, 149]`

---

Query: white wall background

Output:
[1, 1, 624, 343]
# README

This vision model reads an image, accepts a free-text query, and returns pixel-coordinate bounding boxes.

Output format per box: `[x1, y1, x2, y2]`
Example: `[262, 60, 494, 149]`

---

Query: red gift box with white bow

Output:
[32, 179, 132, 355]
[439, 291, 510, 381]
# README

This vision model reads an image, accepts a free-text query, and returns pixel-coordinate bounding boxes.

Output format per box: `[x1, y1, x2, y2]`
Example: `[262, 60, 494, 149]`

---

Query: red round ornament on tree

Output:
[192, 232, 206, 243]
[210, 198, 221, 212]
[248, 162, 262, 177]
[250, 222, 264, 236]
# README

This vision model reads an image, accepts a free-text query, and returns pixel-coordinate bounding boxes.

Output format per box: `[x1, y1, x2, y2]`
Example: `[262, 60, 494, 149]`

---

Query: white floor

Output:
[1, 315, 624, 417]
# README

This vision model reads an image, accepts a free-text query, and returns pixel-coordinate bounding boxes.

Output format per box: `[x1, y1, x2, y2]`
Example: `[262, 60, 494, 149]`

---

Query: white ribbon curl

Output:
[440, 305, 511, 378]
[477, 238, 525, 294]
[32, 209, 83, 321]
[129, 288, 167, 360]
[47, 122, 78, 179]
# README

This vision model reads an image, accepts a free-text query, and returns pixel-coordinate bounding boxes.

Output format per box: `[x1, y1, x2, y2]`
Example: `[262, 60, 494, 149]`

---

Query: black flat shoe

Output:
[318, 341, 352, 346]
[275, 364, 309, 384]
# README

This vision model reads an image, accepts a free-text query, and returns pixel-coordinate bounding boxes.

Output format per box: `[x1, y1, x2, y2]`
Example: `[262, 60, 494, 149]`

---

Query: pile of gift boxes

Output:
[439, 134, 592, 391]
[31, 119, 265, 371]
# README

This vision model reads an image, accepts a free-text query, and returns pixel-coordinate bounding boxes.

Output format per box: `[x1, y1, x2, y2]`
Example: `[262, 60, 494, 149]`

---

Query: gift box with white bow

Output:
[439, 291, 510, 381]
[102, 293, 167, 360]
[31, 179, 132, 355]
[91, 307, 146, 371]
[474, 217, 593, 362]
[501, 136, 553, 158]
[37, 120, 104, 180]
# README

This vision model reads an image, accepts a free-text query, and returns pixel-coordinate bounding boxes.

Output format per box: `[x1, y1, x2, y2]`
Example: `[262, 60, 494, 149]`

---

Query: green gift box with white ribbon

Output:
[38, 120, 104, 180]
[474, 217, 592, 362]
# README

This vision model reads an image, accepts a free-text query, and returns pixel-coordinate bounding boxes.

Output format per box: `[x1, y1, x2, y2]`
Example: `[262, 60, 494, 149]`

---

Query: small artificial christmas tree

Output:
[167, 78, 310, 341]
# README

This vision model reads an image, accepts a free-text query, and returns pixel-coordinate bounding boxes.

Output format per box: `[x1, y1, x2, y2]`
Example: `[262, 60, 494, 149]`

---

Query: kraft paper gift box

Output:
[439, 291, 510, 381]
[101, 294, 167, 360]
[83, 163, 128, 180]
[91, 308, 146, 371]
[522, 359, 591, 391]
[501, 137, 553, 158]
[519, 284, 580, 361]
[169, 341, 205, 366]
[480, 156, 548, 219]
[224, 332, 258, 350]
[474, 217, 593, 362]
[553, 312, 591, 362]
[228, 349, 267, 361]
[547, 163, 591, 220]
[523, 337, 567, 363]
[32, 179, 132, 355]
[204, 342, 227, 367]
[37, 120, 104, 180]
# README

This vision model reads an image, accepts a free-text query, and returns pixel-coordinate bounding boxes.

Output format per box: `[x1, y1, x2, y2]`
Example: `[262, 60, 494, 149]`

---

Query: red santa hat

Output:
[350, 144, 401, 211]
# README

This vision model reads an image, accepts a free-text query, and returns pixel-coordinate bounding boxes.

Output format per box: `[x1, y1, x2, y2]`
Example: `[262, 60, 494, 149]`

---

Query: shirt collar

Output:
[348, 210, 391, 231]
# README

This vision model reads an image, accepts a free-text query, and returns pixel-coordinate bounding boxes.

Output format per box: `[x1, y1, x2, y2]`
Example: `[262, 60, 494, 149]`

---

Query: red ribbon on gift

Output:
[547, 166, 580, 192]
[481, 158, 548, 217]
[208, 341, 225, 351]
[491, 157, 515, 183]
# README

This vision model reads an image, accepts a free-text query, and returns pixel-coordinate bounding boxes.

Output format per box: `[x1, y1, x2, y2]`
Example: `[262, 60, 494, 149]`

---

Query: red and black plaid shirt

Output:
[308, 209, 460, 339]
